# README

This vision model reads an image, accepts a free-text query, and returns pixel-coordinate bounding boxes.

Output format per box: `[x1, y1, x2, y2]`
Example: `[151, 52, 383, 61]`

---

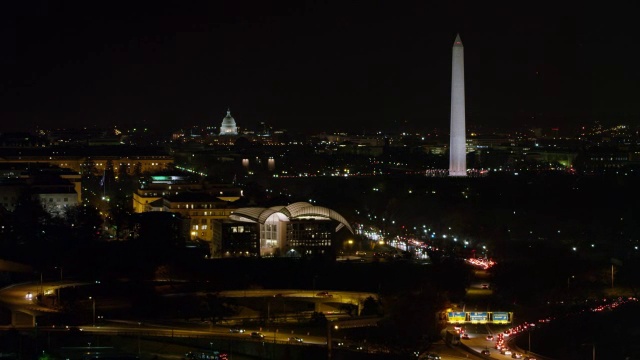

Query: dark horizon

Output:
[1, 2, 638, 135]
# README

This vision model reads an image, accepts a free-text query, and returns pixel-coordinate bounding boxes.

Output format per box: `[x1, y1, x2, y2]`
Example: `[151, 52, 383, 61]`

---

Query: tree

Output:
[133, 162, 142, 177]
[63, 204, 103, 242]
[200, 293, 238, 323]
[309, 311, 327, 326]
[360, 296, 382, 316]
[377, 287, 447, 352]
[11, 192, 52, 246]
[339, 303, 357, 316]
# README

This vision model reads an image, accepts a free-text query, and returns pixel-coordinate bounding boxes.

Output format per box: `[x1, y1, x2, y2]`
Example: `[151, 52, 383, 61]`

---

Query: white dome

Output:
[219, 109, 238, 135]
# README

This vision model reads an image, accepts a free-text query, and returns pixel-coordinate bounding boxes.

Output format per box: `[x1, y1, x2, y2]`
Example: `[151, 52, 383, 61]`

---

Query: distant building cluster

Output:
[131, 173, 351, 258]
[0, 140, 353, 259]
[170, 109, 289, 146]
[1, 108, 640, 261]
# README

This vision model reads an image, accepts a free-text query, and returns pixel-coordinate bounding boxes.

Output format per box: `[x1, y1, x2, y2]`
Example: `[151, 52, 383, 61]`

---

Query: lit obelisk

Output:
[449, 33, 467, 177]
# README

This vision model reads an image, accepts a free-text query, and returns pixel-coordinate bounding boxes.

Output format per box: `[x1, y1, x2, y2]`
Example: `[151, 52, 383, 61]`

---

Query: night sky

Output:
[1, 1, 638, 135]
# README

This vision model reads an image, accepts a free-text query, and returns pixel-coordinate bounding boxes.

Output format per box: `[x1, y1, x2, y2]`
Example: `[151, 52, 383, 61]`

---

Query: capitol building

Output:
[219, 108, 238, 136]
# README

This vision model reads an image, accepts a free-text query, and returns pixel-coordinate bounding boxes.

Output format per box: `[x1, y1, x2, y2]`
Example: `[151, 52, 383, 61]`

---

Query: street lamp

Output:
[567, 275, 574, 290]
[138, 322, 141, 355]
[56, 265, 63, 307]
[89, 297, 95, 326]
[55, 266, 63, 281]
[582, 343, 595, 360]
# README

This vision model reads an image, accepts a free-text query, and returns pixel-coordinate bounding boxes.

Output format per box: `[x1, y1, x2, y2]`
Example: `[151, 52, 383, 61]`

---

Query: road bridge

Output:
[0, 281, 91, 326]
[218, 289, 379, 316]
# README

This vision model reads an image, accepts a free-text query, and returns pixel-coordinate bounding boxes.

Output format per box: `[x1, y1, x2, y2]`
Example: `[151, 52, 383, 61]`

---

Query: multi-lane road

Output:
[0, 280, 90, 315]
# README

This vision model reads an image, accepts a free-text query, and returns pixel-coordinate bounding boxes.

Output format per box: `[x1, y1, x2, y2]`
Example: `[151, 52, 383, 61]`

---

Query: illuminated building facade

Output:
[147, 192, 239, 255]
[219, 109, 238, 136]
[0, 164, 81, 216]
[0, 146, 173, 176]
[132, 173, 242, 213]
[220, 221, 260, 257]
[228, 202, 353, 257]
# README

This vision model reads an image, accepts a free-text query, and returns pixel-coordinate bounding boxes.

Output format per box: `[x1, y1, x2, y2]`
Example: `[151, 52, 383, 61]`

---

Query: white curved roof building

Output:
[228, 202, 353, 257]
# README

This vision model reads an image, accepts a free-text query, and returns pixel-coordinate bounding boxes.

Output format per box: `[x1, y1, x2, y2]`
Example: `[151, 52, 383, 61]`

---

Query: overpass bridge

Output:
[0, 281, 92, 326]
[218, 289, 379, 316]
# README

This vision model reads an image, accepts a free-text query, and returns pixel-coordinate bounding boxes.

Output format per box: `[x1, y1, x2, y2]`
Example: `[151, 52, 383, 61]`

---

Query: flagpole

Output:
[102, 169, 106, 198]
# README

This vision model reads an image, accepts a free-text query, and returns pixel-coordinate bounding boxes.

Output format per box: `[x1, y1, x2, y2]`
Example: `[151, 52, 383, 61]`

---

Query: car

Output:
[288, 336, 303, 343]
[523, 357, 537, 360]
[250, 332, 265, 339]
[316, 291, 333, 297]
[485, 335, 494, 340]
[67, 326, 83, 333]
[229, 327, 245, 333]
[511, 353, 523, 359]
[481, 284, 489, 289]
[426, 354, 441, 360]
[481, 349, 491, 355]
[185, 351, 227, 360]
[461, 333, 470, 339]
[273, 293, 283, 297]
[500, 348, 512, 355]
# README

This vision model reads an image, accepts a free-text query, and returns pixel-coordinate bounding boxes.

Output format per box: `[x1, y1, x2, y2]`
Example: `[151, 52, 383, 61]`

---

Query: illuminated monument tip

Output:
[220, 108, 238, 136]
[449, 33, 467, 177]
[454, 33, 462, 46]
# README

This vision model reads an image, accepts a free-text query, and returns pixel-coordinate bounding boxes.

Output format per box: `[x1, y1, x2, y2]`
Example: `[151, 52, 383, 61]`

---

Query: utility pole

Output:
[273, 329, 277, 360]
[89, 297, 95, 326]
[582, 343, 595, 360]
[612, 264, 614, 288]
[327, 321, 332, 360]
[138, 322, 141, 355]
[56, 266, 63, 306]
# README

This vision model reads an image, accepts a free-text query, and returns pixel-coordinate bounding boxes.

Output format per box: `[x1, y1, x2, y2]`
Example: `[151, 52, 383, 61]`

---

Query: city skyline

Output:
[1, 2, 638, 134]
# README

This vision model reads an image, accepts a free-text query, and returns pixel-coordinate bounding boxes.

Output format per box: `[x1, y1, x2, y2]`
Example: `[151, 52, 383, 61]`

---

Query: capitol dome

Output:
[219, 109, 238, 135]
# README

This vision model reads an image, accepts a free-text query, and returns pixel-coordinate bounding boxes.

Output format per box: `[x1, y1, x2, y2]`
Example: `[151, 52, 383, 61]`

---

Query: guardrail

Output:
[507, 335, 554, 360]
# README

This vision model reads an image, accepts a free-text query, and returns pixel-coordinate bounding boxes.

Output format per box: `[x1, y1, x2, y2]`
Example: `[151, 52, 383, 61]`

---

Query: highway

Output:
[219, 289, 378, 304]
[0, 281, 375, 346]
[0, 280, 91, 315]
[51, 321, 330, 345]
[1, 281, 528, 359]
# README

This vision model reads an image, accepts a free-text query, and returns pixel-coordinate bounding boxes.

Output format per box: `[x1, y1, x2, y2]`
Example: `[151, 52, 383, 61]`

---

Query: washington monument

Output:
[449, 34, 467, 177]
